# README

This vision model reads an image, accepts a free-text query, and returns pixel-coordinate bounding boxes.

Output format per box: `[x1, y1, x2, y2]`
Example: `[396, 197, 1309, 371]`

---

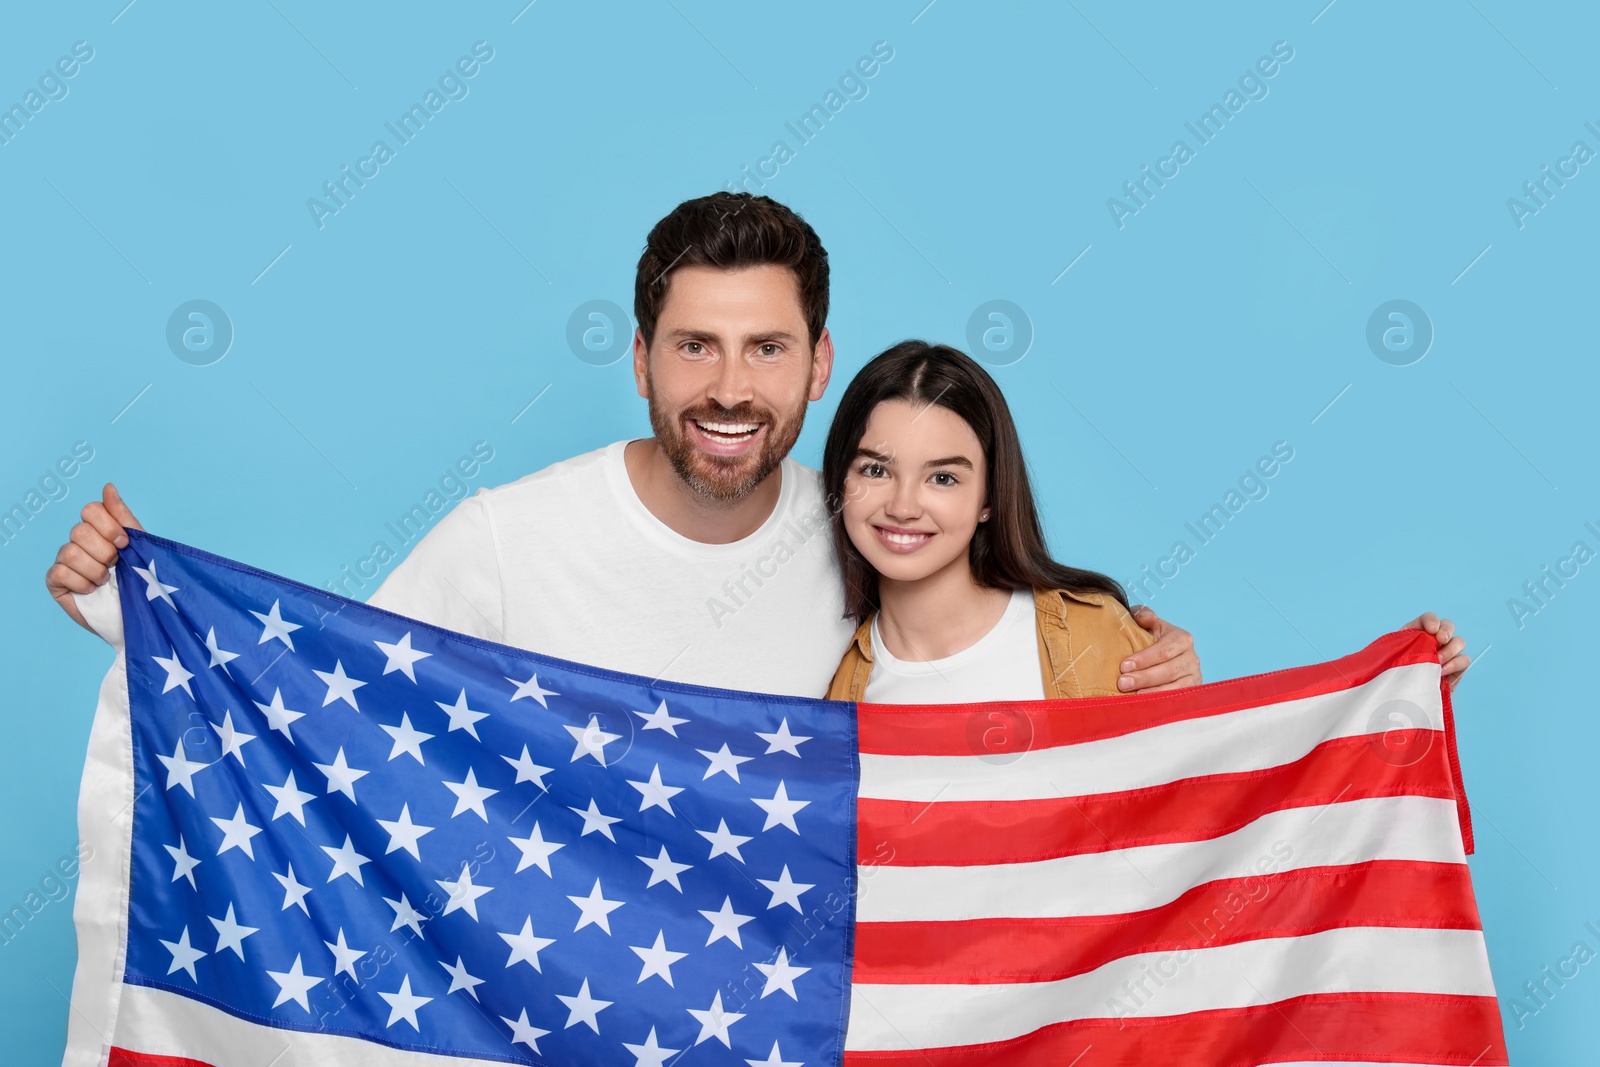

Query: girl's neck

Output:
[875, 560, 1015, 662]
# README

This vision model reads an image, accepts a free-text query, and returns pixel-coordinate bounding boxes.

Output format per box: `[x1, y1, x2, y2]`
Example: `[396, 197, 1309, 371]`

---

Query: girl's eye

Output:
[931, 471, 959, 487]
[857, 462, 887, 479]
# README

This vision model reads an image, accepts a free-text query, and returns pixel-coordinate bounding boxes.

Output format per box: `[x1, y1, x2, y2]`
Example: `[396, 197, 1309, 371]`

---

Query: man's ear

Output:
[632, 328, 650, 399]
[809, 326, 835, 402]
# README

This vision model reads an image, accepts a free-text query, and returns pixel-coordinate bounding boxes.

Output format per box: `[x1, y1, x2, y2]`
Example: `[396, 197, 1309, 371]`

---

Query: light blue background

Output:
[2, 1, 1594, 1062]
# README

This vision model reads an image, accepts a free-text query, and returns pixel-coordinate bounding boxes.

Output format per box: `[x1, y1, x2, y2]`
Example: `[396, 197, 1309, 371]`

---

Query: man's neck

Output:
[622, 438, 783, 545]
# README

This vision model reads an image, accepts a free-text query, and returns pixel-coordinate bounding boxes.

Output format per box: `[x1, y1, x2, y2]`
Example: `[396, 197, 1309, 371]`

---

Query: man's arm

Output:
[1117, 606, 1200, 692]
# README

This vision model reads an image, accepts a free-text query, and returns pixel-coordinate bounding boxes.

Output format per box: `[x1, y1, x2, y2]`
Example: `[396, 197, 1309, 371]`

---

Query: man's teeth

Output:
[696, 420, 759, 440]
[883, 530, 929, 544]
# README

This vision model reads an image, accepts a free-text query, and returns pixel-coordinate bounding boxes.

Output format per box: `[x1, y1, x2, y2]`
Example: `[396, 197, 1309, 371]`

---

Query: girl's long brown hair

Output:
[821, 340, 1130, 624]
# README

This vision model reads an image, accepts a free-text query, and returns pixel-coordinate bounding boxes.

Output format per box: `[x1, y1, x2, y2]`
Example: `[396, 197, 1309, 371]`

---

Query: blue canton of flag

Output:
[109, 529, 857, 1066]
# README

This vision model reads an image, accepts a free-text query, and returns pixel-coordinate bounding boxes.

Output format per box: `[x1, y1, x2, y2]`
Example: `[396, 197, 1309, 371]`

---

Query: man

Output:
[46, 192, 1468, 692]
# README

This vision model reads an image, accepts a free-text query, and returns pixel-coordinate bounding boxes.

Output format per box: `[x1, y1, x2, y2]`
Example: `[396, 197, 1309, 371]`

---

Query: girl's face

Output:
[842, 398, 989, 586]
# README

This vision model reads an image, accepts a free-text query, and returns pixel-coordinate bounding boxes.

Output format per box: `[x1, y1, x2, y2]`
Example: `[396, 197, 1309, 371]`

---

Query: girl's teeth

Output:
[884, 531, 928, 544]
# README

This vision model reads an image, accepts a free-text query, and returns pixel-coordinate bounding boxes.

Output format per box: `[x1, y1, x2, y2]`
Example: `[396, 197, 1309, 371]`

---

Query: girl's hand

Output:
[1118, 608, 1201, 692]
[1401, 613, 1470, 691]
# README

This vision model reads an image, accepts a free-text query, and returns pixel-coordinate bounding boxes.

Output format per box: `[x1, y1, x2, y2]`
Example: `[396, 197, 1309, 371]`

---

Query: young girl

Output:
[822, 340, 1153, 703]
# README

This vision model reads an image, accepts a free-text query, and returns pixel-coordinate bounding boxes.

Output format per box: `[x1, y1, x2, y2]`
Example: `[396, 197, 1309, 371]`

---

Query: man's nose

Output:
[707, 353, 754, 410]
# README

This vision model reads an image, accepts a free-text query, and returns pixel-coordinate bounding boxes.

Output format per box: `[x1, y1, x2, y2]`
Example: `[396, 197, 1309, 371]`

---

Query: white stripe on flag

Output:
[859, 662, 1441, 803]
[843, 925, 1497, 1051]
[112, 981, 539, 1067]
[855, 795, 1463, 921]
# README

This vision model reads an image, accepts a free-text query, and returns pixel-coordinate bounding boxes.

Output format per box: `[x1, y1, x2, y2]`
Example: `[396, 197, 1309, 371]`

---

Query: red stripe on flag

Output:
[840, 992, 1508, 1065]
[852, 860, 1481, 984]
[858, 733, 1451, 866]
[1439, 674, 1474, 854]
[857, 629, 1440, 757]
[109, 1050, 217, 1067]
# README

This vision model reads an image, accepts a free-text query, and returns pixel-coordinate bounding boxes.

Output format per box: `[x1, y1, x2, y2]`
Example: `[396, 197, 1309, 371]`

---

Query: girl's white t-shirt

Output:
[863, 587, 1047, 704]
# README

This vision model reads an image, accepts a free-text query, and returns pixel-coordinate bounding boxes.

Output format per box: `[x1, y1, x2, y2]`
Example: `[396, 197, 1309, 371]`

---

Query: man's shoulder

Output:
[474, 440, 621, 506]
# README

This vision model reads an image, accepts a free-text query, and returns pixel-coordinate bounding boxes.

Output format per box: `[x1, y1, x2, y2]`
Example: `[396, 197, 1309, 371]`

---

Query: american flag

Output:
[64, 530, 1507, 1066]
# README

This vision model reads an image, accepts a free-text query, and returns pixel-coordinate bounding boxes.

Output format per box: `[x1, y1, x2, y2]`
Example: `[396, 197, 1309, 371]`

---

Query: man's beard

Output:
[646, 381, 809, 504]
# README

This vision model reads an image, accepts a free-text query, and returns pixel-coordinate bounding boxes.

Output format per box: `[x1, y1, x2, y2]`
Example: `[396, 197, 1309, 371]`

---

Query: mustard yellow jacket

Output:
[825, 587, 1156, 702]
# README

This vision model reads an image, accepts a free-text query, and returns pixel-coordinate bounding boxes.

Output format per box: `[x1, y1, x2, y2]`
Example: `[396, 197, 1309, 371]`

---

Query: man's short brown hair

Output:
[634, 192, 829, 349]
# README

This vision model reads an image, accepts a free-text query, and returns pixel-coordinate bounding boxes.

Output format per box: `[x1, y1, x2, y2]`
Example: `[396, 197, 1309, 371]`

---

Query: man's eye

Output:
[758, 343, 781, 356]
[683, 342, 705, 355]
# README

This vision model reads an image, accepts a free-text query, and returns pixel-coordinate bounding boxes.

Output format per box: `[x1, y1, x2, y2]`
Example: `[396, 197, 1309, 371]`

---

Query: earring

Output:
[979, 509, 990, 521]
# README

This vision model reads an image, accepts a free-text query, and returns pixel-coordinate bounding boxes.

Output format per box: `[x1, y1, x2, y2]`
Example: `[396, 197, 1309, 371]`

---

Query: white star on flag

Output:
[157, 739, 208, 796]
[152, 648, 195, 698]
[556, 978, 611, 1033]
[273, 864, 312, 914]
[133, 560, 179, 607]
[756, 717, 811, 757]
[564, 716, 620, 765]
[324, 928, 365, 980]
[384, 893, 427, 937]
[263, 771, 315, 825]
[569, 798, 622, 841]
[746, 1042, 804, 1067]
[202, 627, 239, 672]
[568, 878, 624, 934]
[498, 917, 556, 972]
[699, 742, 754, 782]
[499, 1008, 550, 1053]
[207, 902, 258, 960]
[376, 803, 434, 860]
[159, 925, 205, 982]
[752, 780, 809, 833]
[629, 930, 687, 986]
[507, 822, 564, 875]
[699, 896, 755, 948]
[634, 699, 688, 735]
[688, 991, 745, 1047]
[164, 836, 199, 888]
[502, 744, 553, 788]
[436, 863, 494, 920]
[380, 711, 433, 764]
[313, 660, 367, 710]
[375, 631, 430, 682]
[624, 1027, 680, 1067]
[249, 598, 301, 649]
[378, 974, 431, 1031]
[436, 688, 489, 739]
[637, 845, 691, 891]
[439, 955, 486, 1000]
[210, 803, 262, 859]
[209, 710, 255, 765]
[506, 671, 559, 707]
[627, 764, 684, 816]
[697, 818, 752, 862]
[252, 687, 304, 742]
[755, 946, 810, 1000]
[313, 747, 369, 803]
[442, 767, 497, 821]
[758, 865, 814, 912]
[266, 954, 322, 1012]
[320, 834, 372, 885]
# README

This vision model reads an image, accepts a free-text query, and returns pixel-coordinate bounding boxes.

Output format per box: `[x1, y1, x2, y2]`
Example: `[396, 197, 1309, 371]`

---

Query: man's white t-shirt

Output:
[365, 440, 854, 698]
[862, 587, 1047, 704]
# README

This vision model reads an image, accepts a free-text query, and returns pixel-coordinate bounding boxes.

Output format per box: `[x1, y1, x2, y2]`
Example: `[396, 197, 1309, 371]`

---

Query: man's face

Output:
[634, 264, 833, 502]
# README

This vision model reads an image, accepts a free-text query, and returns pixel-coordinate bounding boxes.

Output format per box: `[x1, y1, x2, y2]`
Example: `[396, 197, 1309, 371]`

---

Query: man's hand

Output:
[45, 482, 143, 636]
[1119, 606, 1201, 692]
[1402, 612, 1470, 691]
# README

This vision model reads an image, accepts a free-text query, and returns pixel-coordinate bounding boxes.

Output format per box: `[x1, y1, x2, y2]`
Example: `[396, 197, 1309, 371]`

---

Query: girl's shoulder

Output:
[1031, 586, 1156, 697]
